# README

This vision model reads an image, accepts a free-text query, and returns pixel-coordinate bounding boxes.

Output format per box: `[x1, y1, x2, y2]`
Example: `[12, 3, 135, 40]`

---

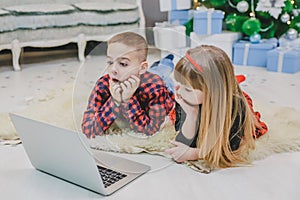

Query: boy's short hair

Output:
[108, 32, 148, 61]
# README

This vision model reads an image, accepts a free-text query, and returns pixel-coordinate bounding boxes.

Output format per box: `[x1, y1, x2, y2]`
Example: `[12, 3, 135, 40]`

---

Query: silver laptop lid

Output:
[9, 113, 108, 194]
[9, 113, 150, 195]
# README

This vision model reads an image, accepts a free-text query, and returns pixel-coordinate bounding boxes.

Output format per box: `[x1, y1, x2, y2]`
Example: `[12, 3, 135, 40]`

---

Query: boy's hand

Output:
[109, 80, 122, 105]
[120, 75, 140, 102]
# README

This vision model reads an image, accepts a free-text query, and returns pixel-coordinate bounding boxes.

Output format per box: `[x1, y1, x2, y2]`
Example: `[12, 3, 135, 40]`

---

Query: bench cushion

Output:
[4, 4, 75, 14]
[0, 2, 139, 33]
[0, 24, 139, 45]
[0, 9, 9, 16]
[72, 2, 138, 12]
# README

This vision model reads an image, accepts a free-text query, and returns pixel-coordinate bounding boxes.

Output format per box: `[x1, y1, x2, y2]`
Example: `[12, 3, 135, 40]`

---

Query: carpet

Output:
[1, 82, 300, 173]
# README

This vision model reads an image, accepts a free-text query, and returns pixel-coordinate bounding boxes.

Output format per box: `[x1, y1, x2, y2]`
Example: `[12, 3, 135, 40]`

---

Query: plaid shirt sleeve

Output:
[243, 91, 268, 138]
[120, 73, 174, 136]
[81, 75, 120, 138]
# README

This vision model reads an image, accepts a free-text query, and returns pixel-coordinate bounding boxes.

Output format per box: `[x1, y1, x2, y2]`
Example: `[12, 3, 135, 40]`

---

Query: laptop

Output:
[9, 113, 151, 196]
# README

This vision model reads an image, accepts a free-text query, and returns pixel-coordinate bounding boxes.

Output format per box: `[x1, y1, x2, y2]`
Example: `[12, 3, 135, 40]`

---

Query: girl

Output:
[165, 45, 268, 169]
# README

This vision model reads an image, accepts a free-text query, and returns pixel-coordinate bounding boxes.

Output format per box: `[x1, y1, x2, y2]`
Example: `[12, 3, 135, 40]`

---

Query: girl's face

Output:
[107, 42, 147, 82]
[175, 82, 204, 106]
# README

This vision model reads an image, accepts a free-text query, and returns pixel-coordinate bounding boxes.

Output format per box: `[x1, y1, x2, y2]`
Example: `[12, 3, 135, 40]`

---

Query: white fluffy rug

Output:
[1, 81, 300, 172]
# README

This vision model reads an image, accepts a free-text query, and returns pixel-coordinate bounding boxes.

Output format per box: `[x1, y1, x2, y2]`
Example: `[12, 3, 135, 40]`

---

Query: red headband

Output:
[185, 53, 203, 73]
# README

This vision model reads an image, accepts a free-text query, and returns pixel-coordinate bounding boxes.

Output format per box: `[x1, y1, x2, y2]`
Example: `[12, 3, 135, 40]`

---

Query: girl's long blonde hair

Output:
[174, 45, 256, 168]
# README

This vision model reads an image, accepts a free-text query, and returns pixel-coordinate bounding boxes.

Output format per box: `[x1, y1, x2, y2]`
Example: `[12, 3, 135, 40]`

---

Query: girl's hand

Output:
[120, 75, 140, 102]
[109, 80, 122, 105]
[165, 140, 199, 163]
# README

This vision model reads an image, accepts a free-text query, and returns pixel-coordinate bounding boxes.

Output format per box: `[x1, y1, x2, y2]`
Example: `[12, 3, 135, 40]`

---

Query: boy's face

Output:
[107, 42, 147, 83]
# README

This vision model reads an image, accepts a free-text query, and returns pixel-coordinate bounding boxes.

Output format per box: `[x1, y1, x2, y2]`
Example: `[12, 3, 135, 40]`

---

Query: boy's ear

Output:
[138, 61, 148, 74]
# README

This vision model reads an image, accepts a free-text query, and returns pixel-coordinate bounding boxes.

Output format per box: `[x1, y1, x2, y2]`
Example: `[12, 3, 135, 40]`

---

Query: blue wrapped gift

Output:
[233, 38, 278, 67]
[169, 9, 192, 25]
[159, 0, 192, 12]
[193, 9, 224, 35]
[267, 47, 300, 73]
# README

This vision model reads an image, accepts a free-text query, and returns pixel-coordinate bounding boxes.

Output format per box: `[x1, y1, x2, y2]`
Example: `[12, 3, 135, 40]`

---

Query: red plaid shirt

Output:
[82, 71, 175, 138]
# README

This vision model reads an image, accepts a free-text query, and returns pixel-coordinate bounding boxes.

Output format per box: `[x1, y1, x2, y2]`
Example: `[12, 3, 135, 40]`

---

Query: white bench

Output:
[0, 0, 145, 71]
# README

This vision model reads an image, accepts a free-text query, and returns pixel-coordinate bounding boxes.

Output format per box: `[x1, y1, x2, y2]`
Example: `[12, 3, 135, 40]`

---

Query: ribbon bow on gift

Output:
[279, 37, 300, 49]
[276, 47, 292, 72]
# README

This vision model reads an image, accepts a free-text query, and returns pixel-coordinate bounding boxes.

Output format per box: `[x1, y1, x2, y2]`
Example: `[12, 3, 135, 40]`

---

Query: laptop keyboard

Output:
[97, 166, 127, 188]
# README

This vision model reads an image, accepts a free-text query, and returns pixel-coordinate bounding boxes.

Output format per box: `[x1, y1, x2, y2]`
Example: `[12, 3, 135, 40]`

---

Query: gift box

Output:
[153, 22, 187, 61]
[193, 9, 224, 35]
[153, 22, 186, 50]
[190, 31, 242, 61]
[169, 9, 193, 25]
[267, 47, 300, 73]
[233, 38, 278, 67]
[159, 0, 191, 12]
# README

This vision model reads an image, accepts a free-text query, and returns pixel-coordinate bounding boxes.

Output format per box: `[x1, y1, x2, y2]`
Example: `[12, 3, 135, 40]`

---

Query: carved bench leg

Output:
[77, 34, 87, 62]
[11, 39, 21, 71]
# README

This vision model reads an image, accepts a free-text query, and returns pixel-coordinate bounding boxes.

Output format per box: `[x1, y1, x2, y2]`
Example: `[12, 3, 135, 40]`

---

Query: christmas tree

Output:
[197, 0, 300, 40]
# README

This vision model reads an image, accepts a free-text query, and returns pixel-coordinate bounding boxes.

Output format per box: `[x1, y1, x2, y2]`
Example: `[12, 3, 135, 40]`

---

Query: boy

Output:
[82, 32, 174, 138]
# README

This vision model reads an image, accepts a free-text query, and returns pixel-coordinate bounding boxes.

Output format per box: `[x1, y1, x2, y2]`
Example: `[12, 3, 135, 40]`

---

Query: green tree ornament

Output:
[242, 18, 261, 36]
